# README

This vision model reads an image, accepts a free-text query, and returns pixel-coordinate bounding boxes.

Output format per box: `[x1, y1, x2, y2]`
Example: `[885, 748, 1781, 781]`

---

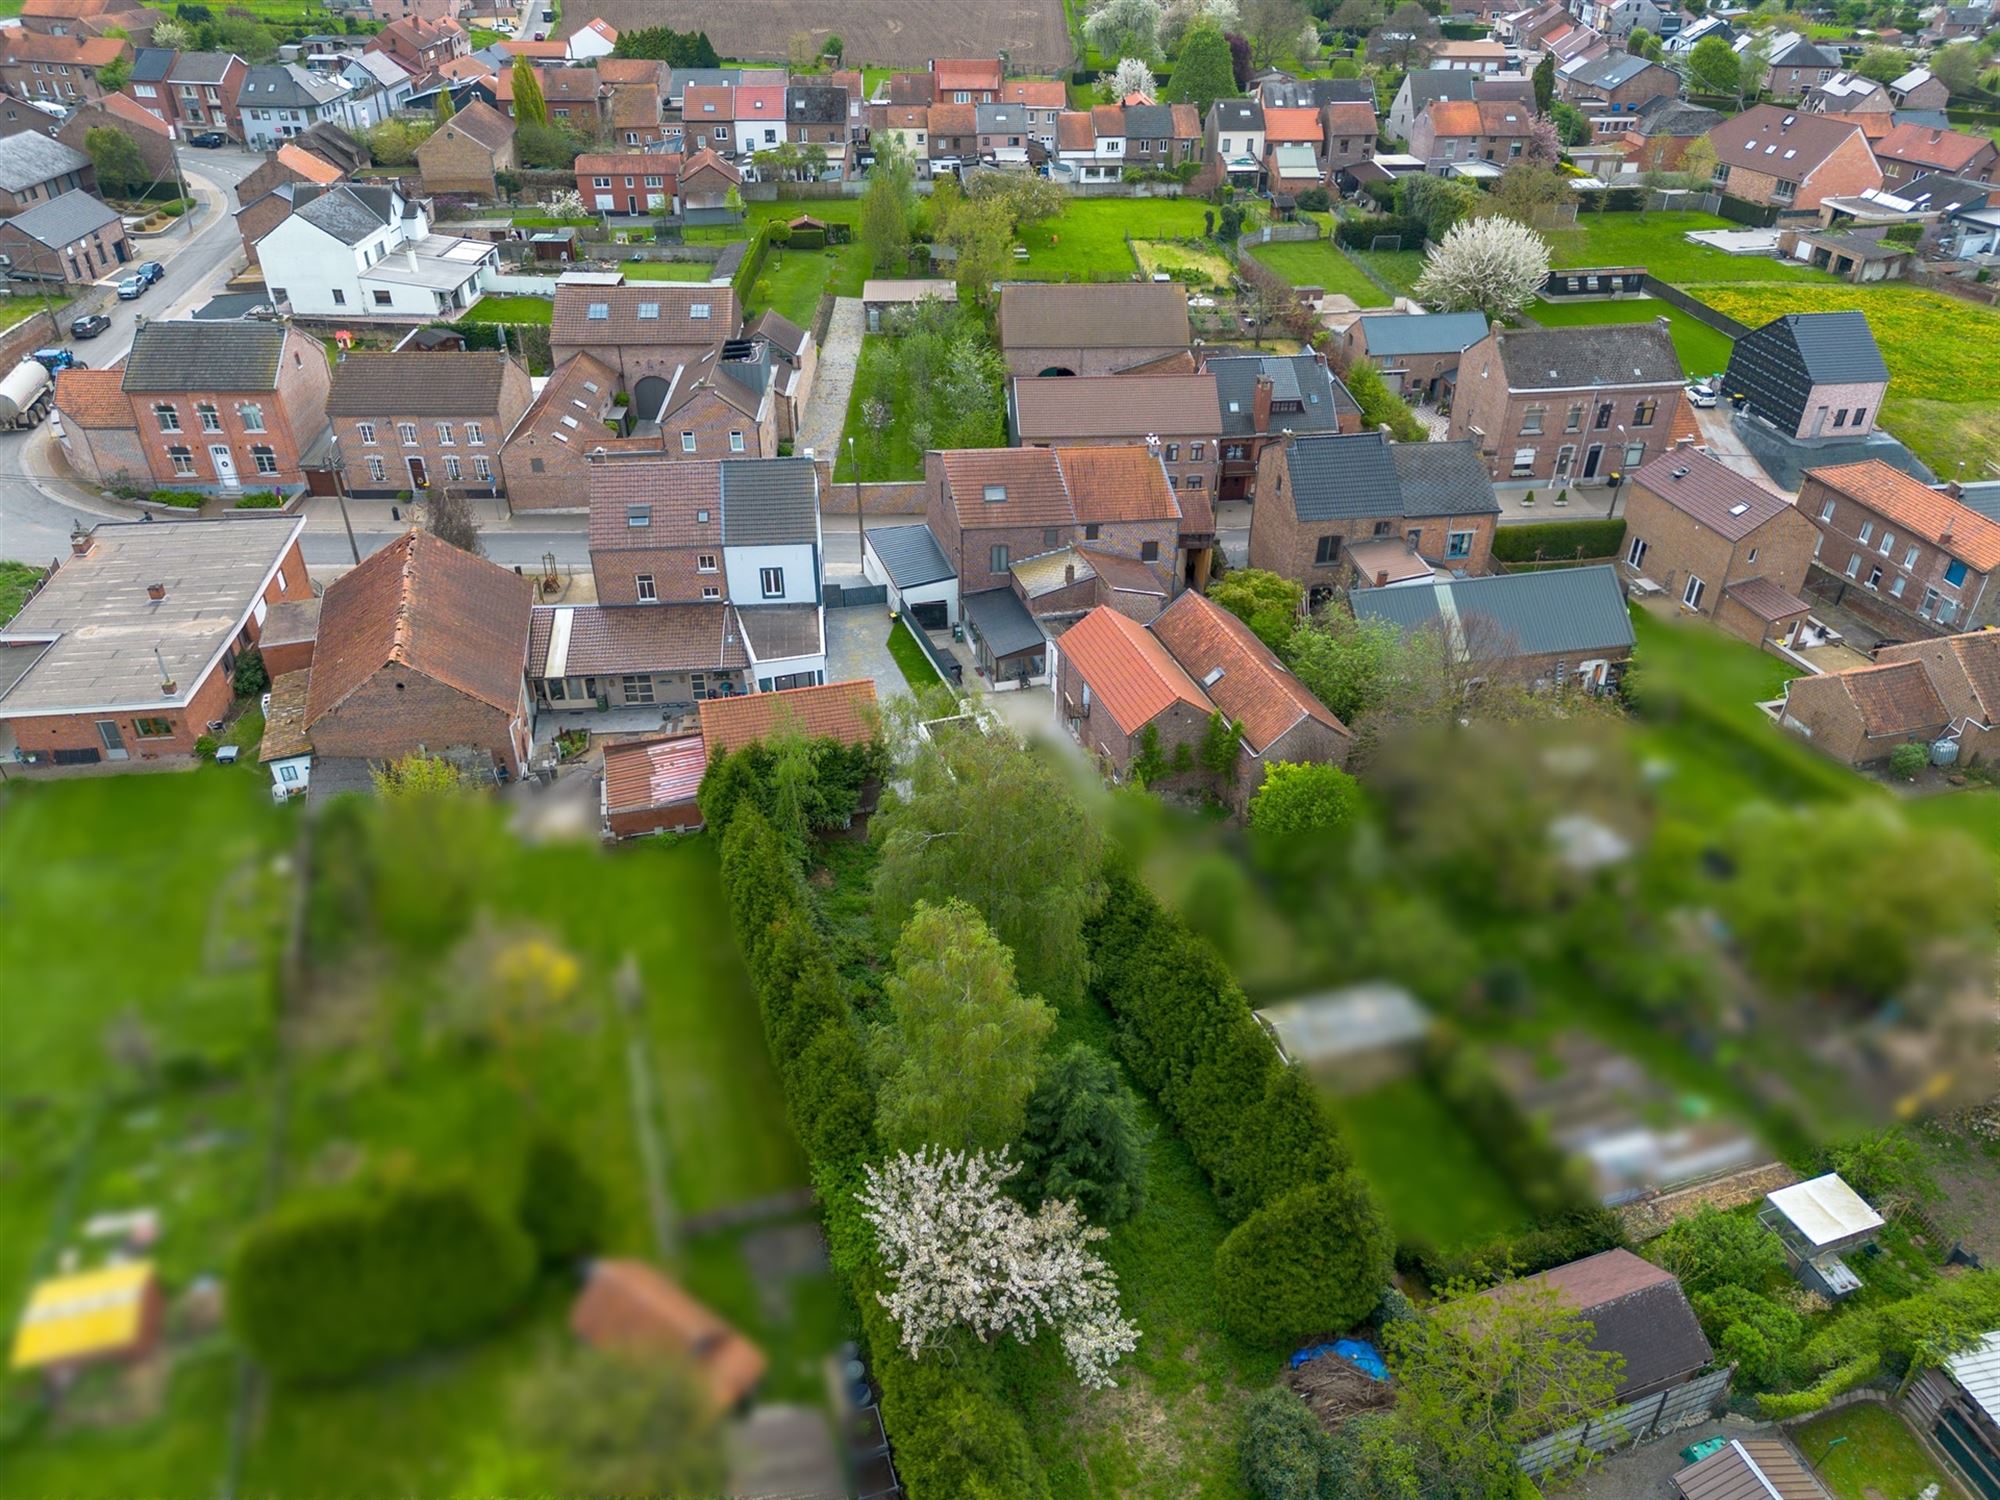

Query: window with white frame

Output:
[436, 422, 454, 445]
[1682, 574, 1705, 610]
[466, 422, 483, 445]
[368, 455, 387, 483]
[698, 554, 717, 573]
[729, 430, 745, 452]
[252, 446, 278, 475]
[636, 573, 656, 601]
[398, 422, 418, 444]
[1627, 535, 1648, 569]
[239, 403, 265, 433]
[444, 455, 460, 481]
[357, 421, 377, 445]
[169, 445, 195, 475]
[680, 431, 696, 453]
[1447, 530, 1474, 560]
[197, 402, 221, 433]
[473, 456, 491, 482]
[154, 403, 180, 433]
[1819, 498, 1835, 521]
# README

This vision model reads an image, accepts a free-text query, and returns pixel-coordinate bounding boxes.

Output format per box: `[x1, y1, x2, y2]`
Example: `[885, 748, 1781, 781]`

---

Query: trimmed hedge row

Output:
[1490, 518, 1626, 564]
[1086, 867, 1393, 1344]
[713, 799, 1047, 1500]
[1334, 214, 1424, 252]
[1419, 1028, 1597, 1221]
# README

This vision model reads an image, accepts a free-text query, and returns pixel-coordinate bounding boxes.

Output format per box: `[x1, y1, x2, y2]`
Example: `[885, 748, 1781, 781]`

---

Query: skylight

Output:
[1728, 502, 1750, 516]
[586, 302, 609, 319]
[627, 504, 649, 526]
[690, 303, 711, 319]
[637, 302, 660, 319]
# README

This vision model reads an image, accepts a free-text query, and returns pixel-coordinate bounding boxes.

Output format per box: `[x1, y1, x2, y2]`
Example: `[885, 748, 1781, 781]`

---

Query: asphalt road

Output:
[0, 146, 264, 565]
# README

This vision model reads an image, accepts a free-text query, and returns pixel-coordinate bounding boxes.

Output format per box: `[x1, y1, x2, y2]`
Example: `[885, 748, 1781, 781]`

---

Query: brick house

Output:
[926, 102, 976, 167]
[499, 352, 625, 512]
[1409, 98, 1536, 172]
[600, 57, 669, 147]
[1751, 33, 1842, 97]
[680, 83, 735, 153]
[999, 78, 1066, 149]
[1721, 310, 1889, 443]
[649, 352, 779, 461]
[1337, 310, 1490, 404]
[549, 283, 738, 385]
[573, 149, 677, 215]
[1320, 100, 1379, 180]
[1205, 351, 1364, 501]
[677, 148, 740, 211]
[1010, 373, 1223, 500]
[543, 65, 605, 132]
[1872, 122, 1999, 189]
[1448, 323, 1686, 487]
[930, 57, 1002, 104]
[328, 350, 532, 497]
[1803, 461, 2000, 633]
[0, 132, 94, 215]
[301, 528, 536, 778]
[121, 321, 334, 494]
[50, 369, 148, 486]
[1061, 444, 1188, 591]
[1051, 589, 1352, 813]
[416, 100, 516, 197]
[0, 30, 128, 107]
[237, 139, 345, 211]
[1780, 629, 2000, 766]
[19, 0, 154, 41]
[368, 15, 468, 76]
[1205, 97, 1265, 188]
[56, 95, 175, 186]
[1248, 430, 1501, 595]
[1888, 67, 1949, 111]
[1707, 106, 1882, 213]
[0, 517, 310, 766]
[1553, 51, 1679, 133]
[1621, 96, 1723, 171]
[165, 51, 247, 137]
[1353, 565, 1636, 693]
[1621, 447, 1819, 645]
[0, 190, 129, 284]
[996, 282, 1190, 378]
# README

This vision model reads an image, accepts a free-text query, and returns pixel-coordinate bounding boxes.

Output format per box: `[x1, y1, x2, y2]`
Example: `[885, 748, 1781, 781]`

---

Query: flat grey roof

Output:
[0, 518, 304, 716]
[1353, 564, 1635, 659]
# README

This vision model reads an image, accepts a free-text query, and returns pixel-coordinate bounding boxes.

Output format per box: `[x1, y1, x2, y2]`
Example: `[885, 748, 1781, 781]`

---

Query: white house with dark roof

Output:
[254, 182, 496, 317]
[236, 62, 384, 148]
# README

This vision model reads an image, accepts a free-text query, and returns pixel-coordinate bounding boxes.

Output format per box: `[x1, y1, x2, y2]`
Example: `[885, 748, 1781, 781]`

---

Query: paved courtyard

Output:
[824, 603, 912, 699]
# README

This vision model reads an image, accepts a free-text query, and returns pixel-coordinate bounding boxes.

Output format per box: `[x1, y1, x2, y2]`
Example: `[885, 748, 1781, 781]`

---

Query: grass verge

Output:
[462, 295, 552, 324]
[886, 616, 943, 691]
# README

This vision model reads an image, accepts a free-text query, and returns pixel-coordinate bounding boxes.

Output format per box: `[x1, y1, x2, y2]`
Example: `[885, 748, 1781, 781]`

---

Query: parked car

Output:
[68, 313, 110, 339]
[187, 130, 227, 147]
[1686, 380, 1718, 409]
[136, 260, 165, 286]
[116, 274, 148, 300]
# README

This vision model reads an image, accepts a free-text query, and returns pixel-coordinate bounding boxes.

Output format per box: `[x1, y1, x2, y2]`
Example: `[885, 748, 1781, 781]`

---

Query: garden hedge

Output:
[1490, 518, 1626, 564]
[1087, 868, 1393, 1345]
[1335, 214, 1424, 252]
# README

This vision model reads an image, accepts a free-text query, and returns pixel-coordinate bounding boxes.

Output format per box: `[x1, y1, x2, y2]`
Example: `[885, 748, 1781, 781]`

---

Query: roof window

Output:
[690, 302, 710, 319]
[586, 301, 609, 319]
[627, 504, 650, 526]
[983, 483, 1007, 502]
[637, 302, 659, 319]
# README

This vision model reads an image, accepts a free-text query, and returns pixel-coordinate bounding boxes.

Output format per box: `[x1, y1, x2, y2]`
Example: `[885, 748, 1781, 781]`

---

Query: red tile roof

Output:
[1810, 460, 2000, 572]
[1149, 590, 1348, 752]
[1090, 103, 1124, 136]
[305, 528, 533, 726]
[1056, 445, 1182, 524]
[53, 368, 133, 430]
[1263, 106, 1323, 143]
[696, 678, 879, 757]
[932, 57, 1002, 94]
[276, 141, 344, 184]
[1323, 102, 1378, 136]
[602, 733, 705, 816]
[1057, 604, 1210, 734]
[1000, 79, 1066, 107]
[927, 102, 975, 136]
[938, 447, 1073, 527]
[1056, 110, 1094, 150]
[570, 1260, 766, 1414]
[1874, 121, 1995, 172]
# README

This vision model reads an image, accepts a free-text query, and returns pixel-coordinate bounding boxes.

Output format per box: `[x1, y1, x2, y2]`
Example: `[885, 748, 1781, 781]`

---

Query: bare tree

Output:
[1370, 1, 1439, 69]
[422, 487, 485, 557]
[1241, 0, 1309, 67]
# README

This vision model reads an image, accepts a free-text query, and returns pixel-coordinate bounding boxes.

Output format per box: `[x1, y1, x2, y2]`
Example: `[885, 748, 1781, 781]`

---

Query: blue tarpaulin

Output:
[1288, 1338, 1389, 1380]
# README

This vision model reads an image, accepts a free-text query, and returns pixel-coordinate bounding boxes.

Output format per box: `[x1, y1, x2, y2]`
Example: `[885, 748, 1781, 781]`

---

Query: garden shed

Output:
[570, 1258, 767, 1414]
[9, 1262, 163, 1380]
[1255, 982, 1431, 1093]
[1759, 1171, 1884, 1298]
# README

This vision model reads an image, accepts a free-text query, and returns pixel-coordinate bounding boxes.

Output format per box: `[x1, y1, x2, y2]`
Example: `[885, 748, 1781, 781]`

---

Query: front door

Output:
[209, 444, 238, 488]
[1581, 444, 1603, 480]
[407, 456, 428, 490]
[96, 719, 127, 761]
[1555, 445, 1575, 480]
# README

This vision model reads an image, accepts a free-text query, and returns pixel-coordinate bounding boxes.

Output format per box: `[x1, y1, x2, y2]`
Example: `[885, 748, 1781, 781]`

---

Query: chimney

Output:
[1676, 434, 1695, 449]
[405, 247, 418, 272]
[1375, 570, 1389, 587]
[146, 581, 166, 601]
[69, 527, 91, 557]
[1064, 563, 1075, 584]
[1253, 374, 1274, 433]
[1945, 480, 1964, 499]
[153, 647, 175, 696]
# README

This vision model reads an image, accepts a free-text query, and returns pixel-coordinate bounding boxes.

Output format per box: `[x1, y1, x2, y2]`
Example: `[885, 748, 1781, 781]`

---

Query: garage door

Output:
[910, 600, 948, 631]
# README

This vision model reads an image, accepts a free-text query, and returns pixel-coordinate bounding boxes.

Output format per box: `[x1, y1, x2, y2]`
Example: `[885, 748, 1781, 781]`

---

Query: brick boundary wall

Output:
[820, 479, 927, 515]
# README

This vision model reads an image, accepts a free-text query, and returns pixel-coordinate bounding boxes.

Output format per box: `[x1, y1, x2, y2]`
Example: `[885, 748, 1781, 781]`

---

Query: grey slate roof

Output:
[1354, 310, 1489, 357]
[292, 184, 396, 244]
[0, 132, 90, 193]
[1898, 171, 1999, 215]
[170, 52, 243, 84]
[1211, 99, 1264, 131]
[1123, 103, 1174, 138]
[963, 586, 1046, 659]
[1262, 77, 1374, 108]
[131, 46, 176, 83]
[866, 523, 955, 588]
[1564, 51, 1656, 90]
[1956, 480, 2000, 522]
[1209, 353, 1357, 436]
[1492, 325, 1682, 390]
[326, 350, 519, 416]
[1783, 311, 1891, 383]
[238, 63, 347, 112]
[1768, 34, 1840, 68]
[1283, 430, 1404, 521]
[1392, 440, 1501, 517]
[122, 321, 292, 393]
[6, 190, 119, 248]
[1630, 96, 1723, 138]
[720, 458, 818, 546]
[1354, 565, 1635, 658]
[788, 84, 847, 125]
[976, 104, 1028, 132]
[1405, 69, 1478, 111]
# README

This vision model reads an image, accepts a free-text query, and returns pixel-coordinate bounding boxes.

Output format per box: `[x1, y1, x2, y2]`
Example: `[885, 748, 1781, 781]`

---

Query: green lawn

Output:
[1351, 247, 1425, 296]
[1526, 297, 1734, 381]
[1547, 212, 1833, 283]
[0, 780, 828, 1496]
[462, 294, 552, 324]
[0, 558, 42, 623]
[620, 259, 718, 281]
[750, 242, 868, 329]
[1332, 1077, 1528, 1251]
[836, 334, 923, 482]
[1790, 1404, 1955, 1499]
[886, 616, 944, 691]
[1248, 237, 1391, 306]
[1010, 199, 1211, 282]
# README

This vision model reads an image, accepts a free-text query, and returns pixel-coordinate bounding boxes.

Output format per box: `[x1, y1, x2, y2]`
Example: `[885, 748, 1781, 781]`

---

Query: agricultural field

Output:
[572, 0, 1069, 74]
[0, 776, 831, 1497]
[1247, 237, 1391, 306]
[1687, 281, 2000, 481]
[1526, 296, 1734, 381]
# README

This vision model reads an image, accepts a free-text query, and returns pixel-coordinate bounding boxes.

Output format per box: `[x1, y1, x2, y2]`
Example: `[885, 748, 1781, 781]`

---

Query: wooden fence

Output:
[1516, 1366, 1735, 1477]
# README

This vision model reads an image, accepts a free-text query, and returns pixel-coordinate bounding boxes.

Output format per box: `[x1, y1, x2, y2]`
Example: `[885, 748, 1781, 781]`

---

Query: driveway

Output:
[1550, 1418, 1779, 1499]
[1691, 403, 1776, 485]
[824, 603, 910, 699]
[796, 297, 863, 463]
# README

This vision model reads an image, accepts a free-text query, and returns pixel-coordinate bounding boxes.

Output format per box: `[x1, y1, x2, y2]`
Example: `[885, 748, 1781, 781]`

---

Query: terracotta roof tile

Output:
[1263, 105, 1323, 142]
[1090, 103, 1125, 135]
[997, 282, 1190, 350]
[1149, 589, 1347, 751]
[602, 733, 705, 815]
[596, 57, 665, 85]
[1322, 101, 1378, 135]
[275, 141, 344, 184]
[1169, 102, 1201, 137]
[1874, 121, 1994, 171]
[1810, 460, 2000, 572]
[1057, 604, 1210, 733]
[551, 282, 737, 348]
[938, 447, 1073, 527]
[53, 368, 133, 430]
[1000, 79, 1066, 107]
[1056, 445, 1181, 525]
[1013, 373, 1221, 440]
[928, 102, 975, 135]
[1872, 630, 2000, 726]
[933, 57, 1002, 93]
[1056, 110, 1094, 150]
[1843, 657, 1949, 735]
[697, 678, 878, 757]
[306, 529, 533, 726]
[570, 1260, 765, 1413]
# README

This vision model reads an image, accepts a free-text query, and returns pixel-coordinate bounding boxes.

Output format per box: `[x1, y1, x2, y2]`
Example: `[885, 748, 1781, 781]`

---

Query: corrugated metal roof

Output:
[1353, 565, 1635, 658]
[1765, 1173, 1884, 1248]
[1947, 1330, 2000, 1428]
[866, 524, 955, 589]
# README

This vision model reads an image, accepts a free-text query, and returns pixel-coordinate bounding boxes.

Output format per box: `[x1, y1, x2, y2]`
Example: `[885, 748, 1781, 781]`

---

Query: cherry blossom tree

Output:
[1159, 0, 1240, 53]
[858, 1147, 1141, 1389]
[1103, 56, 1159, 101]
[1413, 215, 1552, 324]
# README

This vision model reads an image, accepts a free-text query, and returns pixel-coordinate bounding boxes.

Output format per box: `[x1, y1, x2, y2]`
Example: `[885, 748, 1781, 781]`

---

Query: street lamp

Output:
[849, 434, 862, 574]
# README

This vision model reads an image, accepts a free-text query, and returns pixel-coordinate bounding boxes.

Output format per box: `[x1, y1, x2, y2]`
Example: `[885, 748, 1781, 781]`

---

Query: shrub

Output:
[1335, 214, 1423, 251]
[786, 227, 828, 249]
[1420, 1029, 1596, 1218]
[1646, 1206, 1784, 1295]
[1692, 1284, 1804, 1389]
[149, 489, 203, 508]
[1242, 1387, 1332, 1500]
[1889, 742, 1927, 781]
[1215, 1173, 1395, 1346]
[1490, 518, 1626, 564]
[231, 1180, 535, 1382]
[233, 490, 285, 508]
[517, 1130, 607, 1263]
[193, 734, 219, 759]
[232, 643, 269, 698]
[1409, 1204, 1626, 1288]
[1295, 186, 1330, 213]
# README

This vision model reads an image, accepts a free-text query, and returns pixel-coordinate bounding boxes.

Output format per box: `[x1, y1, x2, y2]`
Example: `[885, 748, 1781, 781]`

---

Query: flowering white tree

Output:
[1159, 0, 1241, 52]
[1085, 0, 1164, 59]
[1295, 22, 1323, 62]
[859, 1147, 1141, 1390]
[1413, 216, 1552, 323]
[546, 188, 588, 220]
[1102, 56, 1159, 102]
